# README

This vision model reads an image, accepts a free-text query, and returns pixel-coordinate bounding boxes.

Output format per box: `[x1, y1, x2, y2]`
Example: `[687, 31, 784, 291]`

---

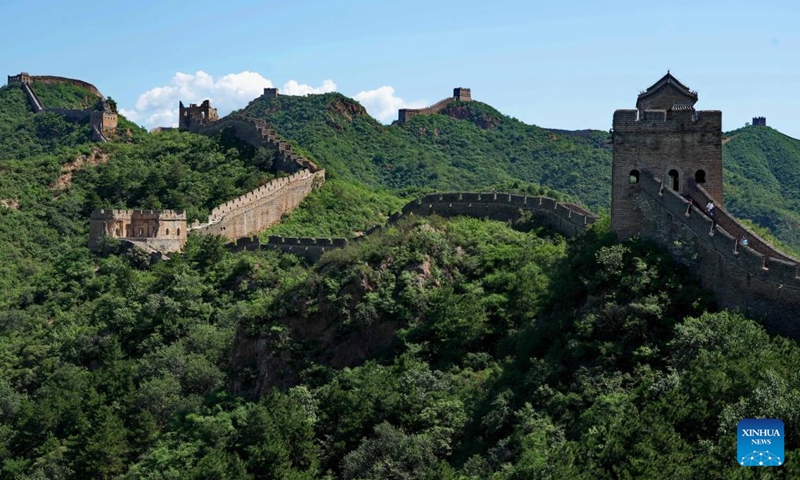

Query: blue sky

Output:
[2, 0, 799, 137]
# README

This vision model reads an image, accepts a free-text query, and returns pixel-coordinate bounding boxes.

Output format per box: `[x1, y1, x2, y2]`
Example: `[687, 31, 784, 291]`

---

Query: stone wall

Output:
[252, 192, 598, 262]
[89, 209, 187, 253]
[634, 170, 800, 338]
[191, 169, 325, 241]
[184, 114, 319, 174]
[21, 83, 44, 112]
[10, 72, 115, 142]
[397, 87, 472, 124]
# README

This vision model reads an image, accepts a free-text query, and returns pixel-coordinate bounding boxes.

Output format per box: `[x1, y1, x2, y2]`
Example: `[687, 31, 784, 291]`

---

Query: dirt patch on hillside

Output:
[722, 134, 738, 145]
[1, 199, 19, 209]
[53, 148, 109, 192]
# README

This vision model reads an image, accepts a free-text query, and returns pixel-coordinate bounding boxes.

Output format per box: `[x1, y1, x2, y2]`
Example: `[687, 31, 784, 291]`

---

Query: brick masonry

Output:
[612, 73, 800, 338]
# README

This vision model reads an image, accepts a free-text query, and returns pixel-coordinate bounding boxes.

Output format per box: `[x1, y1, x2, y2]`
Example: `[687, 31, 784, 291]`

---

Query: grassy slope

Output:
[30, 81, 100, 110]
[239, 93, 612, 209]
[723, 126, 800, 248]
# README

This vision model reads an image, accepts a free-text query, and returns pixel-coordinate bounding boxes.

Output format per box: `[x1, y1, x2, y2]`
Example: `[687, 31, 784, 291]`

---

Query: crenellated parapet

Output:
[633, 170, 800, 337]
[612, 73, 723, 240]
[190, 169, 325, 241]
[89, 209, 187, 252]
[177, 101, 320, 174]
[252, 192, 598, 262]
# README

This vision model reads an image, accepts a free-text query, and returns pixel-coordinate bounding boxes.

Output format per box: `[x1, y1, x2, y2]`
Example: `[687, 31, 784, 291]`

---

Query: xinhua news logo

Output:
[737, 419, 784, 467]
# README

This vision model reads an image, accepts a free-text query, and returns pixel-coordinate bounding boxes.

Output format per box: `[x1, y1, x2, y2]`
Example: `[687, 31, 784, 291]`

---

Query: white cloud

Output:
[354, 86, 427, 123]
[122, 71, 337, 129]
[283, 79, 337, 96]
[121, 71, 425, 128]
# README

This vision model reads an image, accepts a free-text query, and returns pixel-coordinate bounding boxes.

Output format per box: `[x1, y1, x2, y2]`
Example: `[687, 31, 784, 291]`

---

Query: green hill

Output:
[723, 125, 800, 247]
[30, 80, 101, 110]
[238, 93, 612, 209]
[4, 81, 800, 478]
[241, 93, 800, 251]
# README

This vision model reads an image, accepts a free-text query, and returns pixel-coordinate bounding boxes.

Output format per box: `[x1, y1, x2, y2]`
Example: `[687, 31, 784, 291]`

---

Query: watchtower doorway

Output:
[668, 169, 680, 191]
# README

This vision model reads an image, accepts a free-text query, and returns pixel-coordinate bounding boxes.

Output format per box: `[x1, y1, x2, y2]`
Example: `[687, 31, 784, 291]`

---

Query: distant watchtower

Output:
[453, 87, 472, 102]
[752, 116, 766, 126]
[611, 72, 722, 239]
[179, 99, 218, 130]
[7, 72, 32, 85]
[262, 88, 279, 98]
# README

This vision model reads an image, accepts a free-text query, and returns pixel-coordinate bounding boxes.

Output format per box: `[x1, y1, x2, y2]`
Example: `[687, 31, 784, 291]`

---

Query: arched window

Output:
[629, 170, 640, 184]
[166, 228, 170, 236]
[695, 170, 706, 183]
[115, 228, 120, 236]
[138, 227, 144, 236]
[177, 228, 181, 237]
[668, 169, 679, 191]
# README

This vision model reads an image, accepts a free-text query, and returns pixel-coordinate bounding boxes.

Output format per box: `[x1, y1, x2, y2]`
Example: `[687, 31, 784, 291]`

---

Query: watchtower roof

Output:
[636, 72, 698, 110]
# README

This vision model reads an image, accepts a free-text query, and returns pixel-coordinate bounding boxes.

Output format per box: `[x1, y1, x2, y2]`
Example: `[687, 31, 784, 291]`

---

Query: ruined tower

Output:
[611, 72, 722, 239]
[179, 99, 218, 130]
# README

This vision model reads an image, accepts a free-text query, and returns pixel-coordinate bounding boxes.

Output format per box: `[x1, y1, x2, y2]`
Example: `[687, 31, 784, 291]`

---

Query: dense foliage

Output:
[244, 93, 800, 250]
[29, 81, 101, 110]
[3, 81, 800, 478]
[239, 93, 611, 209]
[723, 126, 800, 248]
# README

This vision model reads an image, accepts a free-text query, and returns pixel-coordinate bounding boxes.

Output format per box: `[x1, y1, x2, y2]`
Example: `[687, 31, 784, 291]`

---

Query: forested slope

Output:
[2, 82, 800, 478]
[239, 93, 612, 209]
[723, 125, 800, 248]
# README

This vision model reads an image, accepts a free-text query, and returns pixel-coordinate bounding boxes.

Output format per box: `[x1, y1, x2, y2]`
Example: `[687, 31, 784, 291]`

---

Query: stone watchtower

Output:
[179, 99, 218, 130]
[611, 72, 722, 239]
[453, 87, 472, 101]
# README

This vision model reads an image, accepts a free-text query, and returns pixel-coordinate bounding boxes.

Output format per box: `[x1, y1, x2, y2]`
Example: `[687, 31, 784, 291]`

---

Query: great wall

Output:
[231, 192, 598, 260]
[396, 87, 472, 124]
[8, 71, 800, 338]
[7, 72, 118, 142]
[87, 88, 325, 252]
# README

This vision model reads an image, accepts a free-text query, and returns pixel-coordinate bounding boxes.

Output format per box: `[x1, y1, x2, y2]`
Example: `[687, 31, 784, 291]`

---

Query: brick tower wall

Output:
[611, 108, 722, 239]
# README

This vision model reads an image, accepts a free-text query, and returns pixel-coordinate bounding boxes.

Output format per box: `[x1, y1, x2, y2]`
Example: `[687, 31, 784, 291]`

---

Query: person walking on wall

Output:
[706, 201, 716, 227]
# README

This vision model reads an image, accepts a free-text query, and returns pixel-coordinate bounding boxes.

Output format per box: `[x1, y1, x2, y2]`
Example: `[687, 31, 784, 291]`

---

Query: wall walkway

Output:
[229, 192, 598, 261]
[13, 78, 110, 142]
[188, 115, 319, 173]
[636, 170, 800, 337]
[190, 169, 325, 241]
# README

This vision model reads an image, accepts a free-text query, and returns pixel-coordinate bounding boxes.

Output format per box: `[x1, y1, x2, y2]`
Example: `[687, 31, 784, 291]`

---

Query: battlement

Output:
[89, 208, 187, 252]
[189, 169, 325, 240]
[752, 116, 767, 126]
[632, 170, 800, 336]
[613, 109, 722, 130]
[256, 191, 597, 263]
[612, 73, 723, 239]
[7, 72, 31, 85]
[182, 113, 320, 174]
